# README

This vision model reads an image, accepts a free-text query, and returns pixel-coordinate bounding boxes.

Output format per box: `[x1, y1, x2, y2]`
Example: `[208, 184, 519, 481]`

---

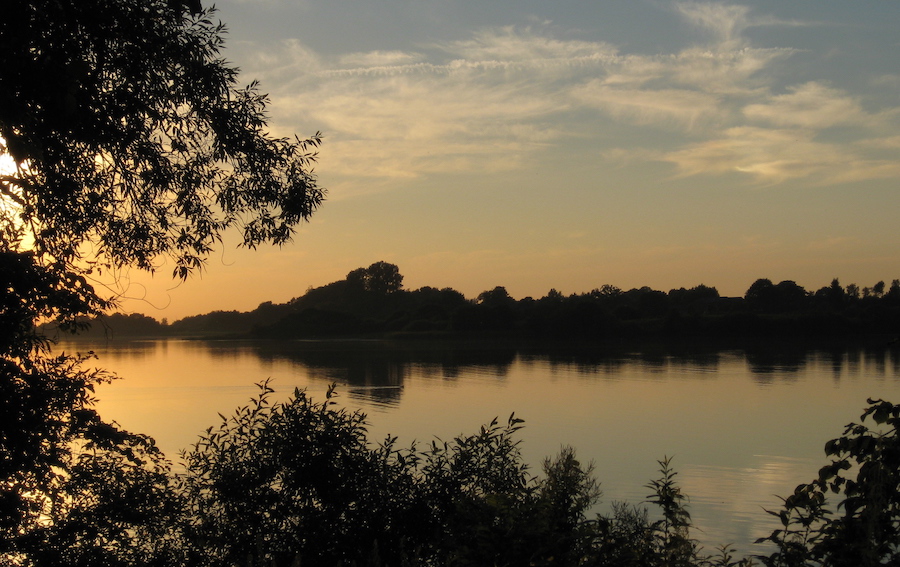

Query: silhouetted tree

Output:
[365, 261, 404, 294]
[887, 280, 900, 305]
[346, 267, 369, 290]
[1, 1, 323, 277]
[477, 286, 515, 308]
[821, 278, 846, 309]
[592, 284, 623, 298]
[544, 288, 565, 303]
[1, 0, 324, 562]
[745, 278, 775, 309]
[346, 262, 403, 294]
[623, 286, 669, 319]
[745, 279, 807, 313]
[773, 280, 808, 312]
[668, 285, 720, 316]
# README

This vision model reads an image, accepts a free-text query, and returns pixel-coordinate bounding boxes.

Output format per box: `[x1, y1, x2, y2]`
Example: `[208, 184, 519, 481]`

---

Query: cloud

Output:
[663, 126, 900, 184]
[234, 3, 900, 191]
[743, 82, 872, 129]
[573, 82, 724, 130]
[872, 74, 900, 89]
[674, 2, 753, 45]
[857, 136, 900, 150]
[251, 27, 607, 182]
[240, 38, 324, 80]
[338, 50, 427, 68]
[442, 25, 619, 63]
[674, 1, 816, 46]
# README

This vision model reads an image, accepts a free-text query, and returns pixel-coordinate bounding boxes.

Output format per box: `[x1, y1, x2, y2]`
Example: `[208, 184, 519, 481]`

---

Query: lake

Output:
[56, 336, 900, 559]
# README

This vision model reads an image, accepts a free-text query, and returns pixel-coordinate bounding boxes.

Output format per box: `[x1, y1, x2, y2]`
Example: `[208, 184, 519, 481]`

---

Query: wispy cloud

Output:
[663, 126, 900, 184]
[572, 82, 725, 130]
[743, 82, 873, 129]
[674, 1, 753, 45]
[675, 1, 818, 45]
[237, 1, 899, 190]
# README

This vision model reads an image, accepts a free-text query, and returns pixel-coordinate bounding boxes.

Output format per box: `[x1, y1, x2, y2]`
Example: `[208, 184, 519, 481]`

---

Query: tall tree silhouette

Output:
[346, 261, 404, 294]
[0, 0, 324, 562]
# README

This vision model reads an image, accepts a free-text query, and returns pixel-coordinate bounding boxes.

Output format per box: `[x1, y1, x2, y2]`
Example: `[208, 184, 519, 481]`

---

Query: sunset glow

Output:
[114, 1, 900, 320]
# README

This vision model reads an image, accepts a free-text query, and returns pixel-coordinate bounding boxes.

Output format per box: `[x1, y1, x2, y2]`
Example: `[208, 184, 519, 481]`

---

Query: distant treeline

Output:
[62, 262, 900, 340]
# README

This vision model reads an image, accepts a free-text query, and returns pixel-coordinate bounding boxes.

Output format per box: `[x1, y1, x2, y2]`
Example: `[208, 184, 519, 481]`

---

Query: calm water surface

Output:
[57, 337, 900, 558]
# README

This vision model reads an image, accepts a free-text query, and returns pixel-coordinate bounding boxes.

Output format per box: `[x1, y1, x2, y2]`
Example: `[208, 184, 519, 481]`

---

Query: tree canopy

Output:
[346, 261, 404, 294]
[1, 0, 323, 278]
[0, 1, 325, 562]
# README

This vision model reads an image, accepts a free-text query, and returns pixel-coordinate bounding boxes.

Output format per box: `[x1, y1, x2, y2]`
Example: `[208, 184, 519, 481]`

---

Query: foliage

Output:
[538, 446, 603, 564]
[418, 413, 538, 566]
[589, 458, 752, 567]
[180, 381, 424, 566]
[645, 456, 700, 567]
[757, 398, 900, 567]
[179, 383, 611, 567]
[177, 384, 787, 567]
[1, 0, 323, 277]
[95, 272, 900, 340]
[1, 0, 324, 564]
[0, 314, 183, 566]
[347, 261, 405, 295]
[6, 3, 900, 566]
[0, 248, 153, 564]
[0, 248, 107, 353]
[593, 502, 659, 567]
[16, 425, 184, 567]
[0, 250, 185, 566]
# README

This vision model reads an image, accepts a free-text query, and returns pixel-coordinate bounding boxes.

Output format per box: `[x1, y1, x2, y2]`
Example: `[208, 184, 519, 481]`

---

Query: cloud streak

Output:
[238, 2, 900, 190]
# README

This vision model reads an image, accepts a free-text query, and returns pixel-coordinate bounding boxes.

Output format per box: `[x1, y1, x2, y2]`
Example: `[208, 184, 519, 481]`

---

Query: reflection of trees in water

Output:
[55, 339, 162, 361]
[819, 344, 900, 382]
[66, 336, 900, 396]
[745, 346, 807, 376]
[248, 340, 519, 404]
[820, 345, 849, 381]
[743, 341, 900, 385]
[893, 349, 900, 377]
[236, 339, 900, 404]
[521, 341, 724, 377]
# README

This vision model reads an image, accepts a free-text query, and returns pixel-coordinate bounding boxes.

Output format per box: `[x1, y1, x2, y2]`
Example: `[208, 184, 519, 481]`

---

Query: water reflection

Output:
[60, 338, 900, 408]
[679, 455, 818, 555]
[745, 345, 807, 375]
[58, 337, 900, 558]
[240, 340, 520, 405]
[58, 338, 160, 360]
[256, 339, 900, 404]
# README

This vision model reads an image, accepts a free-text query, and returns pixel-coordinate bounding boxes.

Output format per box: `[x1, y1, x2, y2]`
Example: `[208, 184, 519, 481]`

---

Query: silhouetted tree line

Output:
[73, 269, 900, 340]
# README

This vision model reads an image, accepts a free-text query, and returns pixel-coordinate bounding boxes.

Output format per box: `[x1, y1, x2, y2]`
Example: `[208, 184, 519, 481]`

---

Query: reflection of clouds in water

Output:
[678, 456, 818, 556]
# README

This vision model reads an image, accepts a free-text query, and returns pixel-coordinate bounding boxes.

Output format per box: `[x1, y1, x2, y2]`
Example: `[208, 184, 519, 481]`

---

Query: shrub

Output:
[179, 382, 607, 566]
[758, 398, 900, 566]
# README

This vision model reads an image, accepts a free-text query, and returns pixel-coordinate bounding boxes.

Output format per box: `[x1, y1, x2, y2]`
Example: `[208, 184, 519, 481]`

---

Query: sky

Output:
[117, 0, 900, 320]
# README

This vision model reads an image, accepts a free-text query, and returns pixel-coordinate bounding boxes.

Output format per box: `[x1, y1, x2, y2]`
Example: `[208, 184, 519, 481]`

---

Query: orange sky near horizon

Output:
[16, 1, 900, 321]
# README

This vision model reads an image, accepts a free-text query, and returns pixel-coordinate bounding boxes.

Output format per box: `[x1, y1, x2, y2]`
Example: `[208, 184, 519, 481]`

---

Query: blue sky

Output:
[120, 0, 900, 319]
